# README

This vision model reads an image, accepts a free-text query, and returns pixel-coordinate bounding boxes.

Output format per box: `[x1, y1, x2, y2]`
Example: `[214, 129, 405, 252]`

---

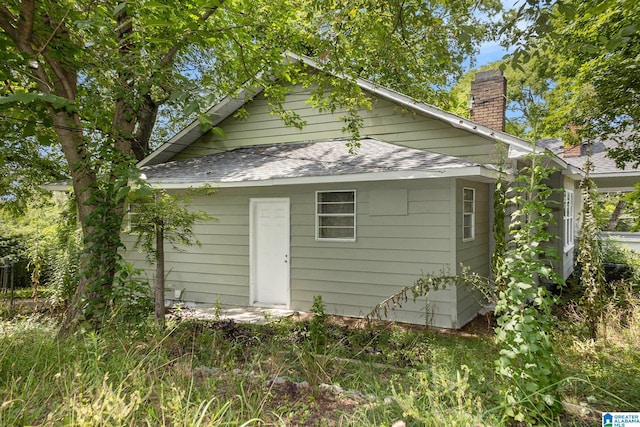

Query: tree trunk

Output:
[605, 199, 627, 231]
[155, 220, 165, 329]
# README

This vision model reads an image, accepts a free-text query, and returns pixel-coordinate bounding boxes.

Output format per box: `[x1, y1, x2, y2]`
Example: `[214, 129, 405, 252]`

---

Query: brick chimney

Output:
[470, 69, 507, 132]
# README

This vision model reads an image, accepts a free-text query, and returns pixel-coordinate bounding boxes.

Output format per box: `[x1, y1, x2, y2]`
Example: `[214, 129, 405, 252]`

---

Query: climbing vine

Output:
[365, 267, 495, 323]
[367, 149, 565, 423]
[493, 152, 562, 422]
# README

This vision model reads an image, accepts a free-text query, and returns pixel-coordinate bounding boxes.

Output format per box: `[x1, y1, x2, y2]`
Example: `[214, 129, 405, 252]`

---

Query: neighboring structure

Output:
[540, 132, 640, 253]
[125, 55, 583, 329]
[539, 132, 640, 192]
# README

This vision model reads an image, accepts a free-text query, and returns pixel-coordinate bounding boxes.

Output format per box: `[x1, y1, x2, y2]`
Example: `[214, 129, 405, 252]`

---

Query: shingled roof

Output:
[141, 138, 494, 188]
[539, 132, 639, 176]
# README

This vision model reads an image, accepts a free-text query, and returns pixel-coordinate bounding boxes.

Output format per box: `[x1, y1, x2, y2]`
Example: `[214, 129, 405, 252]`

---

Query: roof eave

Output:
[138, 84, 265, 167]
[561, 164, 586, 180]
[145, 165, 500, 189]
[592, 171, 640, 178]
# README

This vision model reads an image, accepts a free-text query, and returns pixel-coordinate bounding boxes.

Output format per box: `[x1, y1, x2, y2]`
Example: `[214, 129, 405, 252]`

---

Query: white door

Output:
[250, 198, 290, 307]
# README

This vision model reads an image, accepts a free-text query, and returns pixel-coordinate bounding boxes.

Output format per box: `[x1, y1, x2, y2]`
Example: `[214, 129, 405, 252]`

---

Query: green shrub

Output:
[601, 240, 640, 283]
[309, 295, 328, 351]
[0, 193, 82, 304]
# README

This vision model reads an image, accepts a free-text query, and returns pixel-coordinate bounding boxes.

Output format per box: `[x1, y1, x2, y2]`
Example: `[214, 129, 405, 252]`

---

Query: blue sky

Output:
[475, 40, 510, 68]
[472, 0, 519, 68]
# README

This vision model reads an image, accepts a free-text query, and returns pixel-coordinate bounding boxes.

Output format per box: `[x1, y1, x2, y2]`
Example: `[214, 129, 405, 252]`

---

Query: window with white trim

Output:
[462, 187, 475, 241]
[316, 190, 356, 241]
[564, 190, 575, 250]
[126, 202, 154, 234]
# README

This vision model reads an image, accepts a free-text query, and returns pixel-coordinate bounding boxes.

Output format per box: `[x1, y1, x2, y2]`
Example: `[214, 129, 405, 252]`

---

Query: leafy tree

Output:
[0, 192, 81, 304]
[0, 0, 501, 330]
[503, 0, 640, 167]
[0, 88, 66, 214]
[127, 186, 214, 329]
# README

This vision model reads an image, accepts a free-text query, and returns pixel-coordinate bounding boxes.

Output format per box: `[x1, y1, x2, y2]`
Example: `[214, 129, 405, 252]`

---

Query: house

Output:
[127, 56, 583, 329]
[539, 131, 640, 193]
[540, 132, 640, 252]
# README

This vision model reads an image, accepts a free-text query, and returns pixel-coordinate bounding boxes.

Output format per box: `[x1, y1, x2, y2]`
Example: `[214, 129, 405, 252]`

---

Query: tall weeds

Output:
[2, 303, 639, 426]
[0, 318, 262, 425]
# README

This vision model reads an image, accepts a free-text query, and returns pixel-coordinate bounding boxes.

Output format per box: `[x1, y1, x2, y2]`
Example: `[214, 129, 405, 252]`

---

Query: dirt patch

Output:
[263, 382, 366, 426]
[291, 311, 494, 338]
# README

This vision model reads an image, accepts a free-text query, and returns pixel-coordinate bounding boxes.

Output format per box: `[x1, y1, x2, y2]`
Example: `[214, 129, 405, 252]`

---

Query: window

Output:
[316, 190, 356, 241]
[126, 202, 153, 233]
[462, 188, 475, 241]
[564, 190, 575, 250]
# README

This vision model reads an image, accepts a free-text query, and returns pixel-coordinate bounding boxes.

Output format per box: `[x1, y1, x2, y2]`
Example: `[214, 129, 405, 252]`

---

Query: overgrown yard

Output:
[1, 298, 639, 426]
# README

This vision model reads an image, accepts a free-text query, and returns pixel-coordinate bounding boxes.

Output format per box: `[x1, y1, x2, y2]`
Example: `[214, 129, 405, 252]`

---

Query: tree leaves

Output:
[1, 0, 502, 328]
[0, 92, 76, 112]
[505, 0, 640, 166]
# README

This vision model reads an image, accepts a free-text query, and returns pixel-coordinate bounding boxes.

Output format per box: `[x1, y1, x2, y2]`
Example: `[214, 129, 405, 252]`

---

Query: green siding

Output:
[455, 179, 491, 328]
[122, 179, 460, 328]
[171, 86, 498, 164]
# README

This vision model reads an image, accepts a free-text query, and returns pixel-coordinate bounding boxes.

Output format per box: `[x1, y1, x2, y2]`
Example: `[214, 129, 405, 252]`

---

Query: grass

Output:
[556, 297, 640, 415]
[0, 298, 638, 426]
[0, 286, 54, 301]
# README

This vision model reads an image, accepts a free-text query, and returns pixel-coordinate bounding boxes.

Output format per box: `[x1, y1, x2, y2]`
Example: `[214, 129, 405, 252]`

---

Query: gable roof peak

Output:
[139, 52, 556, 169]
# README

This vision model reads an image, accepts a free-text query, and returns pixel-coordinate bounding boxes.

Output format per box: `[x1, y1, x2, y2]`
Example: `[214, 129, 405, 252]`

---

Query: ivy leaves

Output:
[493, 154, 562, 422]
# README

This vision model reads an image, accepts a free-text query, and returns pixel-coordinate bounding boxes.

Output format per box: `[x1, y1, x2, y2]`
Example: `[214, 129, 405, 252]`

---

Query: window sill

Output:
[316, 238, 357, 243]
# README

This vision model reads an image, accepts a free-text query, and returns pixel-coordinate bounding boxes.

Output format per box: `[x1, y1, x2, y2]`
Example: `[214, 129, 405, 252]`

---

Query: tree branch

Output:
[0, 6, 19, 45]
[112, 4, 136, 158]
[160, 3, 225, 67]
[40, 50, 77, 99]
[16, 0, 36, 51]
[127, 2, 226, 160]
[132, 93, 158, 161]
[1, 3, 76, 100]
[36, 6, 72, 55]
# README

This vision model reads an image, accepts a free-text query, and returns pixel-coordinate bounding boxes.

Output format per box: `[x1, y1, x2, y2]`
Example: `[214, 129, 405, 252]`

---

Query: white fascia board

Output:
[147, 166, 500, 189]
[138, 85, 265, 168]
[42, 183, 72, 192]
[597, 186, 636, 193]
[592, 171, 640, 178]
[508, 145, 532, 159]
[561, 164, 586, 180]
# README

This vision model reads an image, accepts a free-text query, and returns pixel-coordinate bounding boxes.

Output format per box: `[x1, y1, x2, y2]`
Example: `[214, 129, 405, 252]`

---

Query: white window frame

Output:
[126, 202, 154, 234]
[315, 190, 356, 242]
[564, 190, 575, 251]
[462, 187, 475, 242]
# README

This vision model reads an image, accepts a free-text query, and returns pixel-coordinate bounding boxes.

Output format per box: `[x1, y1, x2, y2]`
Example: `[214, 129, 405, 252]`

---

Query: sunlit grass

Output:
[0, 297, 638, 426]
